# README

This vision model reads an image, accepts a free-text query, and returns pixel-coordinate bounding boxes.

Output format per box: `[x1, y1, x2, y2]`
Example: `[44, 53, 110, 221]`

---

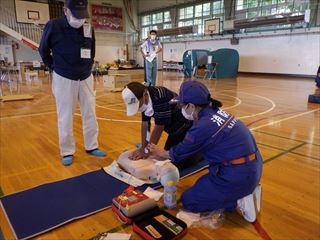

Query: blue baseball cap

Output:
[175, 80, 211, 105]
[65, 0, 89, 19]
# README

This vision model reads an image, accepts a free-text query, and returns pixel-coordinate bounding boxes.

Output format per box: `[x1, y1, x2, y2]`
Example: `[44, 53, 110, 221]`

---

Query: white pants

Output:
[52, 72, 99, 156]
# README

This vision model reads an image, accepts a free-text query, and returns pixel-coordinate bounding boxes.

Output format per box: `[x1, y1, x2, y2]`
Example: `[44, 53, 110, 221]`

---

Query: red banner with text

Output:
[91, 4, 123, 32]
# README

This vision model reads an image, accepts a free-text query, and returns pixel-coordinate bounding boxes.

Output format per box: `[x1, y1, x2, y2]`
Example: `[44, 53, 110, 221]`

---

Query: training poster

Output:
[91, 4, 123, 32]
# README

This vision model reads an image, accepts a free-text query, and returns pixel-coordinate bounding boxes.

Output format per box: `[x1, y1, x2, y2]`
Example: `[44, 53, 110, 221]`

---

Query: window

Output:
[262, 0, 277, 6]
[195, 4, 203, 17]
[277, 5, 291, 14]
[236, 0, 259, 10]
[194, 19, 203, 34]
[141, 15, 151, 26]
[247, 10, 259, 18]
[203, 3, 210, 16]
[164, 11, 171, 22]
[179, 6, 194, 19]
[152, 12, 163, 24]
[195, 2, 211, 17]
[139, 0, 311, 41]
[141, 27, 150, 39]
[236, 0, 245, 10]
[237, 0, 309, 18]
[140, 10, 169, 39]
[213, 1, 224, 14]
[186, 6, 194, 18]
[163, 23, 172, 29]
[248, 0, 258, 8]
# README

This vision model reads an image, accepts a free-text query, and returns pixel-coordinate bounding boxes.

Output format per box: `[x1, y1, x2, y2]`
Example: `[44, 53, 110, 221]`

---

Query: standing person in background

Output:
[39, 0, 106, 166]
[140, 30, 162, 86]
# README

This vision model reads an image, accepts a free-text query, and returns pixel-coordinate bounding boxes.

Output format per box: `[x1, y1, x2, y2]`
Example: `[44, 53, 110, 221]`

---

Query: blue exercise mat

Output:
[0, 160, 209, 240]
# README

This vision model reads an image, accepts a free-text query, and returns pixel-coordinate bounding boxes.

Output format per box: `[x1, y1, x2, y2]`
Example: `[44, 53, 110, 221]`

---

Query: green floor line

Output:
[2, 139, 312, 240]
[0, 228, 4, 240]
[257, 142, 319, 160]
[253, 130, 320, 147]
[256, 142, 287, 151]
[263, 142, 307, 164]
[289, 151, 320, 161]
[91, 142, 312, 238]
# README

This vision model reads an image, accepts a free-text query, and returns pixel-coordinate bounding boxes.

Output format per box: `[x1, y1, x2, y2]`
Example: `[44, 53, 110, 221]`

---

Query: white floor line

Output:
[97, 102, 124, 107]
[0, 102, 125, 120]
[74, 113, 141, 123]
[249, 108, 320, 131]
[209, 89, 276, 119]
[218, 93, 242, 110]
[0, 111, 56, 120]
[96, 104, 126, 112]
[237, 91, 276, 119]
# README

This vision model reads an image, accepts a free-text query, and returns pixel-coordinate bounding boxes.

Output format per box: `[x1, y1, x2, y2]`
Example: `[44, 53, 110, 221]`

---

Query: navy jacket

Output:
[169, 107, 258, 165]
[39, 16, 95, 80]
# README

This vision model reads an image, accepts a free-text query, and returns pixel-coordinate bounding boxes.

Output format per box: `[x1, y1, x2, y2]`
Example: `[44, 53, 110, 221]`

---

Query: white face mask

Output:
[138, 103, 148, 113]
[182, 105, 194, 120]
[150, 35, 156, 40]
[66, 9, 85, 29]
[69, 16, 85, 28]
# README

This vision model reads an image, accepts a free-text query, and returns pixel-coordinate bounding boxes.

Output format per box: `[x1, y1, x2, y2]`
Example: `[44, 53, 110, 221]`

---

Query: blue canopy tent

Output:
[183, 48, 239, 79]
[211, 48, 239, 79]
[182, 49, 211, 79]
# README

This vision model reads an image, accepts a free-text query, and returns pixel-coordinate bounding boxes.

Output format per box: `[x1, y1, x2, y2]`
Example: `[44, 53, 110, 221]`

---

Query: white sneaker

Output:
[237, 193, 256, 222]
[253, 184, 262, 213]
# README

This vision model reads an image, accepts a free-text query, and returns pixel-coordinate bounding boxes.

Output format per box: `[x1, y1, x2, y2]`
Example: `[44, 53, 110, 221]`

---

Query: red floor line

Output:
[252, 220, 272, 240]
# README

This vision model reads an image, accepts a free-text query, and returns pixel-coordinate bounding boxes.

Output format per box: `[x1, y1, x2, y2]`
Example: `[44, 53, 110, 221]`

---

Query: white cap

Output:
[122, 87, 140, 116]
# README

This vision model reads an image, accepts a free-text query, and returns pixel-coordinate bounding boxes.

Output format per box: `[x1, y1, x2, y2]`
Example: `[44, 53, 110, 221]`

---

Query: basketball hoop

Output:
[30, 18, 40, 26]
[27, 10, 40, 25]
[204, 18, 220, 36]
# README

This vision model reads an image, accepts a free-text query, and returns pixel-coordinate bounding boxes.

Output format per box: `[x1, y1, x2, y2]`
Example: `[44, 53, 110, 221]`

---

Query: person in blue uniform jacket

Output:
[149, 80, 263, 222]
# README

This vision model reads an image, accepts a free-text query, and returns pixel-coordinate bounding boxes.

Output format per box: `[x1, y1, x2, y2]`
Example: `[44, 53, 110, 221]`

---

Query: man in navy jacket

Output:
[39, 0, 106, 166]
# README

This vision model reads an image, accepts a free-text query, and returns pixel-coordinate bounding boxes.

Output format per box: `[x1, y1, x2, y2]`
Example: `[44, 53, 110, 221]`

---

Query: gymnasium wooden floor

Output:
[0, 72, 319, 240]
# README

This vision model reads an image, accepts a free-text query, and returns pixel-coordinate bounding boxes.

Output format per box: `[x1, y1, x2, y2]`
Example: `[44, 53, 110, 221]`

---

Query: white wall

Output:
[90, 0, 139, 64]
[0, 44, 14, 63]
[1, 35, 42, 63]
[95, 33, 127, 63]
[162, 32, 320, 75]
[15, 41, 42, 62]
[136, 0, 320, 75]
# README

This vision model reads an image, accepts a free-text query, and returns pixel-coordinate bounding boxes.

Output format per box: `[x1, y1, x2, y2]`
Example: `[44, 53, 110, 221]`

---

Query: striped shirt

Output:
[142, 87, 190, 134]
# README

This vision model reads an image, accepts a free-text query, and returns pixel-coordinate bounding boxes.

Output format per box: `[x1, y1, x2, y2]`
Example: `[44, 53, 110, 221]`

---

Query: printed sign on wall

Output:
[91, 4, 123, 32]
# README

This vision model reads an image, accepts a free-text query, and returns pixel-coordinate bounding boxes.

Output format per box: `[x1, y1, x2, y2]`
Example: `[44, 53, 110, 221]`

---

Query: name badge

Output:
[83, 23, 92, 38]
[81, 48, 91, 59]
